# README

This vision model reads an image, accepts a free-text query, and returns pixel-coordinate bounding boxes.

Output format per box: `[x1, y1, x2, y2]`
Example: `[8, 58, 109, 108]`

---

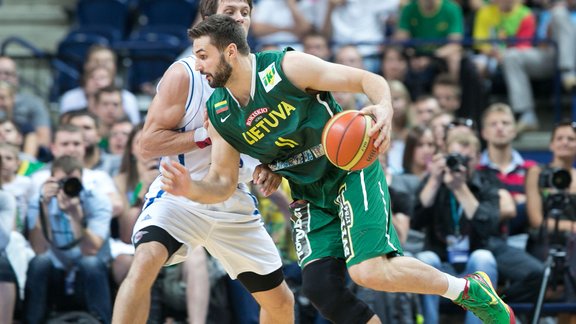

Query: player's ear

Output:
[226, 44, 237, 58]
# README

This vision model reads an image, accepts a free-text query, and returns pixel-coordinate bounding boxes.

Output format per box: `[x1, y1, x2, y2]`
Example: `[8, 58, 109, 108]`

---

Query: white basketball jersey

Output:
[146, 56, 259, 210]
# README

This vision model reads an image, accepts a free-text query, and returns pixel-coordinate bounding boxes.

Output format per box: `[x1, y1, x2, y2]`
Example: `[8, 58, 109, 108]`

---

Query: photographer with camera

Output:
[414, 133, 500, 324]
[24, 155, 113, 323]
[526, 121, 576, 248]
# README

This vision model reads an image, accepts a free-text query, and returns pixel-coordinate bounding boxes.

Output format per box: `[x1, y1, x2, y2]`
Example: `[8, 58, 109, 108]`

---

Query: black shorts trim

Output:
[237, 267, 285, 293]
[133, 225, 183, 259]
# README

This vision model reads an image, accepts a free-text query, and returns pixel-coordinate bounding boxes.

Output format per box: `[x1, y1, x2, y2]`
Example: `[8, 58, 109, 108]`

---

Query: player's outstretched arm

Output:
[161, 120, 241, 204]
[281, 51, 393, 152]
[140, 64, 207, 160]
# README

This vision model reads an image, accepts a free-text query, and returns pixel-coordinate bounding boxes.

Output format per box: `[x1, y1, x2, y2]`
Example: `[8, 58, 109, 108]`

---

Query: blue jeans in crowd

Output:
[24, 253, 112, 324]
[416, 249, 498, 324]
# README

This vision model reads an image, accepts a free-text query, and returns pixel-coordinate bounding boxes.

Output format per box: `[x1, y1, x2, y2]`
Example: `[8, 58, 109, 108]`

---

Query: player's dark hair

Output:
[188, 14, 250, 55]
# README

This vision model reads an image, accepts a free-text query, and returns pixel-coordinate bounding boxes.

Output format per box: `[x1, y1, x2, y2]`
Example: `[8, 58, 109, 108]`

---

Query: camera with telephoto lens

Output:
[445, 153, 470, 172]
[538, 167, 572, 191]
[58, 177, 83, 197]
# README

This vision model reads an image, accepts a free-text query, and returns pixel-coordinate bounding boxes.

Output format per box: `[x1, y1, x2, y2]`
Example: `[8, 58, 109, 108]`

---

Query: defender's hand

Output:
[161, 161, 193, 198]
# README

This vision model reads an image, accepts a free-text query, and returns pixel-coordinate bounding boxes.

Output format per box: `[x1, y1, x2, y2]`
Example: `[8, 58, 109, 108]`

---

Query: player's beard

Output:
[209, 53, 233, 88]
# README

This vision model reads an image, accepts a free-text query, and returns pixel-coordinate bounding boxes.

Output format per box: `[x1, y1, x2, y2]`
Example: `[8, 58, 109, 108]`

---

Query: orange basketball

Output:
[322, 110, 379, 171]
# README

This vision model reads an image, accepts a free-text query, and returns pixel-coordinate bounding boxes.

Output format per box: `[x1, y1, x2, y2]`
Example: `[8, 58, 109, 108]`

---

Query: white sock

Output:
[441, 273, 467, 300]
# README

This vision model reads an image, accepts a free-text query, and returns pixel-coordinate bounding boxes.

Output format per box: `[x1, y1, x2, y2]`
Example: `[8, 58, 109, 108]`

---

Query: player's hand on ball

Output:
[360, 104, 393, 153]
[161, 160, 192, 197]
[253, 164, 282, 197]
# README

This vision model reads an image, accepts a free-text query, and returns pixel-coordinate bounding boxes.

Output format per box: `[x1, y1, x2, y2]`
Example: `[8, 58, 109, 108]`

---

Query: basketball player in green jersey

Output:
[162, 14, 516, 324]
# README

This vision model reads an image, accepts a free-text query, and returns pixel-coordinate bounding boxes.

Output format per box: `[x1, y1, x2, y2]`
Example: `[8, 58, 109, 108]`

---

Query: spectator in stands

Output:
[0, 81, 38, 159]
[549, 0, 576, 90]
[395, 0, 487, 126]
[302, 31, 332, 61]
[25, 155, 113, 324]
[89, 86, 127, 148]
[333, 44, 365, 69]
[474, 0, 538, 132]
[402, 125, 436, 179]
[381, 46, 409, 82]
[411, 95, 442, 127]
[66, 110, 121, 177]
[251, 0, 314, 51]
[0, 56, 51, 158]
[414, 132, 499, 324]
[0, 118, 43, 176]
[501, 0, 576, 133]
[29, 124, 123, 220]
[60, 66, 140, 125]
[445, 117, 478, 142]
[478, 103, 536, 235]
[381, 46, 427, 102]
[83, 45, 117, 78]
[525, 121, 576, 257]
[387, 80, 412, 174]
[430, 111, 455, 153]
[322, 0, 401, 73]
[395, 0, 464, 81]
[0, 143, 34, 237]
[107, 118, 133, 156]
[432, 73, 461, 115]
[0, 152, 18, 324]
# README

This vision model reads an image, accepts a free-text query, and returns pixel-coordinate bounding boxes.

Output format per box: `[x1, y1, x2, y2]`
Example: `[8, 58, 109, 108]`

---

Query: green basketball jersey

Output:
[207, 48, 347, 208]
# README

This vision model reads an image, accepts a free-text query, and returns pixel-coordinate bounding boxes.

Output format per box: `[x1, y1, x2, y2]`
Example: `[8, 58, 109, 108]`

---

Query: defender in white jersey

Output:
[112, 1, 294, 324]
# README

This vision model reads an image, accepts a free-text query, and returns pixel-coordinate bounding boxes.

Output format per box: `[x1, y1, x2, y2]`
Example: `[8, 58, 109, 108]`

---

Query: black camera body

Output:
[445, 153, 470, 172]
[538, 167, 572, 191]
[58, 177, 83, 197]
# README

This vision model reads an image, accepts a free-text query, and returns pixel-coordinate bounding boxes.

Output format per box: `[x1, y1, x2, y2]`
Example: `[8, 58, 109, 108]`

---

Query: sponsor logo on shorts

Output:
[133, 230, 148, 244]
[291, 203, 311, 262]
[337, 188, 355, 262]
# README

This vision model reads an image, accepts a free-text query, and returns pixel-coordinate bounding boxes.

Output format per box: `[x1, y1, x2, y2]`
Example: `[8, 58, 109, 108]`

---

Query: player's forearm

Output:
[362, 73, 392, 108]
[183, 180, 236, 204]
[140, 128, 198, 160]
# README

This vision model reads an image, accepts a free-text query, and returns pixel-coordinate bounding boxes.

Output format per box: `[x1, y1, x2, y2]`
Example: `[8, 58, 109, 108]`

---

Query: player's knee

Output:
[260, 282, 294, 315]
[348, 259, 388, 289]
[125, 244, 166, 285]
[301, 258, 374, 324]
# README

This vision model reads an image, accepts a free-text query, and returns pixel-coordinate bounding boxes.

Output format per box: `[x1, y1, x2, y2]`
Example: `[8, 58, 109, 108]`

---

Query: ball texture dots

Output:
[322, 110, 379, 171]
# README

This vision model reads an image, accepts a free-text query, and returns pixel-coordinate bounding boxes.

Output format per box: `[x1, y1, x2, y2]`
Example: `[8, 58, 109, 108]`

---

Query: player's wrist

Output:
[194, 127, 212, 149]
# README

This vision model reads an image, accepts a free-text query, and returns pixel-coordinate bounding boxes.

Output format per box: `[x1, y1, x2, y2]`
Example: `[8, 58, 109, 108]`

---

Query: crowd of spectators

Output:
[0, 0, 576, 323]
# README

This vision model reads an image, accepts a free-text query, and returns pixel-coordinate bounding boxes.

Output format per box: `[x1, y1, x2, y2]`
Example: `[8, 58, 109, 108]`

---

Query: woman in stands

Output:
[526, 121, 576, 255]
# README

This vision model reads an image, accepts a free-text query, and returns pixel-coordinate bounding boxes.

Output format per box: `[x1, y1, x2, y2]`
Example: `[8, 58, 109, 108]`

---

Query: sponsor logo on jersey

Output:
[220, 115, 231, 123]
[246, 107, 269, 126]
[215, 100, 229, 114]
[258, 62, 282, 93]
[242, 101, 296, 145]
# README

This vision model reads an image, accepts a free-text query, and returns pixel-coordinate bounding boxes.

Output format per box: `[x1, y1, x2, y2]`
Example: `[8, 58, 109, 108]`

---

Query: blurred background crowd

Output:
[1, 0, 576, 323]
